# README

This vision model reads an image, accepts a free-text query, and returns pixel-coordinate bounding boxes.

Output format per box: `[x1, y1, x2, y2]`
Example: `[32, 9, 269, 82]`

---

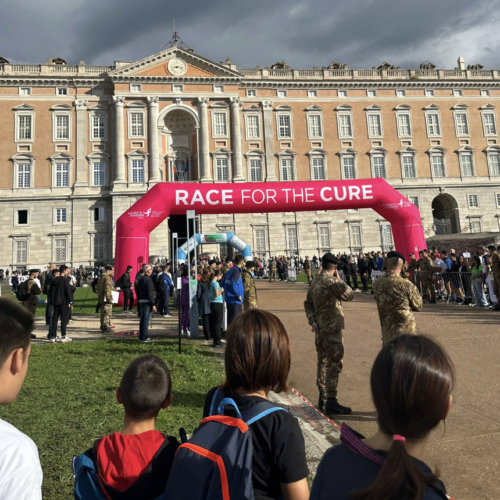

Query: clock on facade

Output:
[167, 58, 188, 76]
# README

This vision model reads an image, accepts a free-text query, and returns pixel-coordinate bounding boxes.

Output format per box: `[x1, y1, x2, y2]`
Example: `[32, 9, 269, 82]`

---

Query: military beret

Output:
[322, 252, 338, 265]
[208, 260, 216, 265]
[245, 261, 255, 268]
[387, 251, 406, 263]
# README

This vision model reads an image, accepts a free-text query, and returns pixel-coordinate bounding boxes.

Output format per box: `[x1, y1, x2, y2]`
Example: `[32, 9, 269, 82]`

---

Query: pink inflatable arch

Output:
[114, 179, 425, 282]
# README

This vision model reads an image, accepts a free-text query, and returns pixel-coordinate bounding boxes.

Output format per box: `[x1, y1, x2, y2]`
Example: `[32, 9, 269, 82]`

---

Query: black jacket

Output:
[49, 276, 72, 306]
[43, 272, 53, 295]
[119, 272, 132, 289]
[358, 258, 369, 274]
[137, 275, 155, 304]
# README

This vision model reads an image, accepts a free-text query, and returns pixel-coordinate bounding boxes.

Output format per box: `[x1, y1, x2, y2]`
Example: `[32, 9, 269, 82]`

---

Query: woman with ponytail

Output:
[310, 334, 455, 500]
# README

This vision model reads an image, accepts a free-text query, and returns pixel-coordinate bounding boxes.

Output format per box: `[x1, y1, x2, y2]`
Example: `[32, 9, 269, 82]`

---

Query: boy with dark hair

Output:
[48, 265, 73, 342]
[74, 354, 179, 500]
[0, 298, 43, 499]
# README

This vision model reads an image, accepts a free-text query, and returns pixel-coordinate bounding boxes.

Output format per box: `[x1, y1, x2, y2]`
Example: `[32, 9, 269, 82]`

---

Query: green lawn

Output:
[0, 339, 224, 500]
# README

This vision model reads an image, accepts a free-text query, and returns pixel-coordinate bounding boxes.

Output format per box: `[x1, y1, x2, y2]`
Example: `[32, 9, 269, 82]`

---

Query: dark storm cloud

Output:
[1, 0, 499, 69]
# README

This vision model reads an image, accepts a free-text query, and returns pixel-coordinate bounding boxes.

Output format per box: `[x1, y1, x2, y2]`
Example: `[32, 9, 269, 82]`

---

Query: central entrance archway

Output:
[432, 194, 460, 235]
[114, 179, 426, 281]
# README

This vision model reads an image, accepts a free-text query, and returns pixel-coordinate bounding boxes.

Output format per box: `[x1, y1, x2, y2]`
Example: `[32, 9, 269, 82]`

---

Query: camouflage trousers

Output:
[306, 270, 312, 284]
[100, 303, 113, 331]
[315, 331, 344, 399]
[421, 277, 436, 300]
[269, 270, 276, 282]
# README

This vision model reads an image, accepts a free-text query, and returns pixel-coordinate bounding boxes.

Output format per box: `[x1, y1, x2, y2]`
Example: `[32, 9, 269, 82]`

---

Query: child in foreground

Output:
[74, 354, 180, 500]
[310, 334, 455, 500]
[0, 298, 43, 499]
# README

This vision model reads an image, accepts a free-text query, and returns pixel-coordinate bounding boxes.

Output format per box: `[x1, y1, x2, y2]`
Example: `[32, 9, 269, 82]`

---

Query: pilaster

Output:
[262, 101, 277, 181]
[231, 97, 245, 181]
[113, 96, 126, 188]
[74, 99, 88, 187]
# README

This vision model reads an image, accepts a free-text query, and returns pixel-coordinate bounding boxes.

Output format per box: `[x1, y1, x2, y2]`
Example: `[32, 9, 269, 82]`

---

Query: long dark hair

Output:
[351, 335, 455, 500]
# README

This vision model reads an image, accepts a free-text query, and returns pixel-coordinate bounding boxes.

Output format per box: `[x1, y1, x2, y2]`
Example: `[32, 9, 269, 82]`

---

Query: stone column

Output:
[74, 99, 88, 187]
[147, 96, 161, 182]
[230, 97, 245, 181]
[262, 101, 277, 181]
[113, 96, 126, 185]
[198, 97, 212, 181]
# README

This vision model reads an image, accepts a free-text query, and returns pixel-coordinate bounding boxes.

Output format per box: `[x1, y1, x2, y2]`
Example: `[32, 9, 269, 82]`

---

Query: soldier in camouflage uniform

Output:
[269, 259, 277, 282]
[304, 253, 354, 415]
[419, 249, 436, 303]
[242, 261, 258, 310]
[488, 245, 500, 311]
[408, 252, 421, 292]
[373, 251, 422, 345]
[303, 256, 312, 284]
[97, 265, 114, 333]
[23, 269, 42, 316]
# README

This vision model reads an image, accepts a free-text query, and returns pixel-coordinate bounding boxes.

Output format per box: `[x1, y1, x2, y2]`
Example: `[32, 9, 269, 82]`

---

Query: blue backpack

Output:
[163, 389, 287, 500]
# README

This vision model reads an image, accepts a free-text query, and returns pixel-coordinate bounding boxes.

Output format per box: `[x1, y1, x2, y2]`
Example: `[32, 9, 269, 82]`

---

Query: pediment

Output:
[479, 104, 495, 110]
[13, 104, 34, 111]
[423, 104, 440, 110]
[426, 146, 447, 155]
[50, 104, 72, 111]
[305, 105, 323, 111]
[394, 104, 411, 110]
[451, 103, 468, 110]
[108, 46, 241, 80]
[337, 148, 358, 156]
[244, 105, 261, 112]
[88, 103, 108, 111]
[49, 152, 74, 161]
[335, 104, 352, 111]
[275, 105, 292, 111]
[397, 147, 417, 155]
[211, 148, 232, 155]
[244, 149, 265, 156]
[456, 145, 475, 153]
[126, 100, 147, 108]
[276, 149, 296, 157]
[365, 104, 382, 111]
[307, 148, 328, 156]
[125, 148, 149, 158]
[484, 145, 500, 153]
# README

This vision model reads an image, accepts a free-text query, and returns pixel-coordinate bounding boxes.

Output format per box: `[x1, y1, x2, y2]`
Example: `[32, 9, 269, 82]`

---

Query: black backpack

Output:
[156, 273, 166, 293]
[16, 280, 30, 302]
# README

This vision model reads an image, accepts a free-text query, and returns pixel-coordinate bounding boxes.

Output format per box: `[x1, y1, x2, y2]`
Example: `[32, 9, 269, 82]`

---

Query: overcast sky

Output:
[2, 0, 499, 70]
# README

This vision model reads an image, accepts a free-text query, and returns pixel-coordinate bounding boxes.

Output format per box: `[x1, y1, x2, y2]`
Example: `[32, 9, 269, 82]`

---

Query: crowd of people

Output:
[0, 296, 456, 500]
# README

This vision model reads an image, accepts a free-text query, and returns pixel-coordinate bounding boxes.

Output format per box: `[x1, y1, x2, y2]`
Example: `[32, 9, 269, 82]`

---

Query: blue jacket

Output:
[223, 267, 244, 304]
[159, 272, 172, 291]
[375, 257, 384, 271]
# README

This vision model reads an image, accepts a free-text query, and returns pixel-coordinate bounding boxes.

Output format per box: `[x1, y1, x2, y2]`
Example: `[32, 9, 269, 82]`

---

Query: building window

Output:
[281, 158, 294, 181]
[488, 154, 500, 176]
[409, 196, 419, 208]
[312, 158, 325, 180]
[307, 114, 323, 139]
[247, 89, 256, 97]
[130, 84, 141, 92]
[277, 89, 287, 98]
[54, 238, 67, 262]
[17, 210, 29, 225]
[214, 85, 224, 93]
[468, 194, 479, 208]
[426, 113, 441, 136]
[481, 89, 490, 96]
[55, 163, 69, 187]
[55, 115, 70, 140]
[496, 193, 500, 207]
[18, 115, 33, 141]
[430, 155, 445, 177]
[15, 240, 28, 264]
[94, 236, 105, 260]
[367, 113, 382, 138]
[132, 160, 144, 183]
[17, 164, 31, 188]
[338, 90, 347, 97]
[57, 87, 68, 96]
[245, 115, 261, 139]
[482, 112, 497, 136]
[249, 159, 262, 182]
[397, 113, 412, 137]
[367, 90, 377, 97]
[381, 225, 394, 251]
[277, 114, 292, 139]
[402, 156, 416, 178]
[286, 227, 298, 252]
[94, 207, 105, 222]
[454, 112, 469, 136]
[349, 225, 362, 247]
[338, 113, 353, 138]
[470, 219, 482, 233]
[342, 157, 356, 179]
[55, 208, 67, 223]
[130, 112, 144, 137]
[373, 156, 386, 178]
[19, 87, 31, 95]
[425, 89, 434, 97]
[213, 112, 228, 137]
[460, 154, 474, 176]
[215, 157, 229, 181]
[91, 114, 106, 140]
[173, 84, 183, 93]
[92, 162, 106, 186]
[308, 90, 317, 98]
[318, 226, 331, 248]
[255, 228, 266, 255]
[453, 89, 463, 97]
[396, 89, 406, 97]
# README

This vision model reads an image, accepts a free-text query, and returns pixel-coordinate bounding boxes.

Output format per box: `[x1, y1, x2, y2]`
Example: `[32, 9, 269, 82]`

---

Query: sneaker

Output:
[163, 314, 173, 318]
[69, 320, 74, 324]
[220, 339, 227, 344]
[140, 338, 153, 343]
[48, 338, 56, 343]
[203, 340, 212, 346]
[211, 342, 223, 348]
[59, 336, 72, 343]
[122, 310, 129, 314]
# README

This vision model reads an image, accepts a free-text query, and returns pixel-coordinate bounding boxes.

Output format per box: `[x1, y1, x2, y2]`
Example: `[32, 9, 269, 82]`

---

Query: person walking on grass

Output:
[48, 265, 73, 343]
[223, 255, 245, 327]
[97, 266, 115, 333]
[117, 265, 134, 314]
[136, 265, 156, 343]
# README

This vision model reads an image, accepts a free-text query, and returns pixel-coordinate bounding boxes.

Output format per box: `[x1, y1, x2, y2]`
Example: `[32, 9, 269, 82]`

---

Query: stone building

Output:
[1, 47, 500, 268]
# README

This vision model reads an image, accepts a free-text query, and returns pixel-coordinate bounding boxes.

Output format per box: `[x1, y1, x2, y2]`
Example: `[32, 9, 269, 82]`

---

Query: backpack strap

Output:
[242, 401, 287, 425]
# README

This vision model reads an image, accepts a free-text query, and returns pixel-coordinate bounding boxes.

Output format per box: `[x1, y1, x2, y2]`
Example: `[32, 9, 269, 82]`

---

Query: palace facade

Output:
[1, 47, 500, 268]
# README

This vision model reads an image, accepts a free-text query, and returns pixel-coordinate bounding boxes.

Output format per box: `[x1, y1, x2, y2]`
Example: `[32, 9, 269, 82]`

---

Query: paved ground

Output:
[257, 278, 499, 500]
